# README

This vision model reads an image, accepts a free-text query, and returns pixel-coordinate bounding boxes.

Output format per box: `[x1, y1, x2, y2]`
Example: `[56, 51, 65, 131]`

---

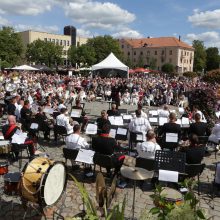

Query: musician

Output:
[20, 100, 32, 131]
[96, 110, 111, 131]
[189, 113, 210, 137]
[56, 108, 74, 135]
[129, 109, 152, 140]
[58, 99, 67, 111]
[137, 103, 148, 119]
[35, 107, 51, 140]
[158, 105, 170, 118]
[72, 99, 88, 132]
[180, 134, 205, 164]
[137, 130, 161, 159]
[2, 115, 35, 159]
[15, 99, 24, 121]
[7, 96, 17, 116]
[208, 117, 220, 144]
[92, 123, 125, 176]
[107, 103, 120, 116]
[66, 124, 89, 150]
[159, 112, 181, 150]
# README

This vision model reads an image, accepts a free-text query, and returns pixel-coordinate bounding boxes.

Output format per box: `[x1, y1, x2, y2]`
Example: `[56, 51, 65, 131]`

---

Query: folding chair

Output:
[54, 125, 69, 143]
[129, 131, 144, 153]
[63, 148, 79, 169]
[212, 162, 220, 201]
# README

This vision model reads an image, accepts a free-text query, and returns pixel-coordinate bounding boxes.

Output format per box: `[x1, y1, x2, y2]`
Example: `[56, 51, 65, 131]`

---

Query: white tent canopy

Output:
[92, 52, 128, 72]
[12, 65, 39, 71]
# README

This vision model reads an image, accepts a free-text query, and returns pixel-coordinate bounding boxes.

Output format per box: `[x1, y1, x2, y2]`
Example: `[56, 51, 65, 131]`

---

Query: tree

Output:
[149, 58, 157, 70]
[137, 54, 144, 68]
[86, 35, 123, 62]
[161, 63, 174, 73]
[124, 57, 133, 68]
[206, 47, 220, 71]
[192, 40, 206, 72]
[26, 39, 63, 67]
[0, 26, 24, 68]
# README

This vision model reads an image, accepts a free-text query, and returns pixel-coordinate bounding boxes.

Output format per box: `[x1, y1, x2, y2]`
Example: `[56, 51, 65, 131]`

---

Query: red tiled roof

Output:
[121, 37, 193, 49]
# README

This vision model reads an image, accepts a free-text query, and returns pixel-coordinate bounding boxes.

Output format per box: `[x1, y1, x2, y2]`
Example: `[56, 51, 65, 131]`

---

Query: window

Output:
[161, 50, 164, 55]
[140, 51, 143, 55]
[190, 59, 192, 64]
[180, 59, 182, 63]
[187, 52, 189, 56]
[48, 38, 51, 42]
[60, 40, 62, 46]
[67, 40, 70, 46]
[64, 40, 66, 46]
[52, 39, 55, 43]
[133, 58, 136, 62]
[155, 51, 157, 55]
[169, 50, 172, 55]
[128, 52, 130, 56]
[56, 39, 59, 45]
[44, 38, 47, 42]
[134, 51, 136, 56]
[161, 57, 164, 63]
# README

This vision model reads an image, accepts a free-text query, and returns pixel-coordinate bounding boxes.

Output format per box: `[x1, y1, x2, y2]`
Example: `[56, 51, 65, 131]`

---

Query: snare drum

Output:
[161, 187, 183, 206]
[0, 161, 8, 175]
[20, 157, 66, 206]
[4, 172, 21, 195]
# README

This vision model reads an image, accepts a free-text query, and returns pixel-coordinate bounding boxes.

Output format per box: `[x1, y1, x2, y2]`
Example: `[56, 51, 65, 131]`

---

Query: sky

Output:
[1, 0, 220, 48]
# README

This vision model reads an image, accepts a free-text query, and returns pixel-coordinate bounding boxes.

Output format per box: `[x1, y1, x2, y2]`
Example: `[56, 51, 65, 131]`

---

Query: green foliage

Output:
[206, 47, 220, 71]
[137, 54, 144, 68]
[124, 57, 133, 68]
[183, 71, 198, 78]
[86, 35, 123, 63]
[161, 63, 175, 73]
[68, 44, 96, 67]
[193, 40, 206, 72]
[0, 26, 24, 68]
[149, 57, 157, 70]
[26, 39, 63, 67]
[68, 174, 126, 220]
[203, 69, 220, 84]
[148, 180, 206, 220]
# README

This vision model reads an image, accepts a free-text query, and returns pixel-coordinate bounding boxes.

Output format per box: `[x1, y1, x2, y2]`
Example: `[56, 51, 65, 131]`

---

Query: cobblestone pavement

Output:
[0, 101, 220, 219]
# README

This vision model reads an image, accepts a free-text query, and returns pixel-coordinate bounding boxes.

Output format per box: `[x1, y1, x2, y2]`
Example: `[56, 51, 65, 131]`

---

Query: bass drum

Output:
[20, 157, 66, 206]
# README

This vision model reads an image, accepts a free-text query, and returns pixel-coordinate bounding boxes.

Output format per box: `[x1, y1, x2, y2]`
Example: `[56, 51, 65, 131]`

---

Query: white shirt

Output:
[58, 103, 66, 111]
[56, 113, 73, 134]
[66, 133, 89, 150]
[129, 117, 152, 134]
[159, 109, 170, 118]
[137, 141, 161, 159]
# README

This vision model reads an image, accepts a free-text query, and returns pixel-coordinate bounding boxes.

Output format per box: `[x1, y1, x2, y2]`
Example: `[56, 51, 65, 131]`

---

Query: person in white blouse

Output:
[56, 108, 74, 134]
[209, 119, 220, 144]
[137, 130, 161, 159]
[129, 109, 152, 141]
[158, 105, 170, 118]
[66, 124, 89, 150]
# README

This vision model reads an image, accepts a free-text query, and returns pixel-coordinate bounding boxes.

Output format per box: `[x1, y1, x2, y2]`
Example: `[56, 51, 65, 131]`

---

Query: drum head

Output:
[43, 163, 66, 206]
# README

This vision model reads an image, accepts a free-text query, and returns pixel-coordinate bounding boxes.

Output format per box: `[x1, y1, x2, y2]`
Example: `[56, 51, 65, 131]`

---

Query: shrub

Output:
[203, 69, 220, 84]
[183, 71, 198, 78]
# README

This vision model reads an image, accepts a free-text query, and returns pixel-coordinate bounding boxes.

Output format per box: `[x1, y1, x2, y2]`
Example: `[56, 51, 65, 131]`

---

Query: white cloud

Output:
[77, 28, 92, 38]
[63, 0, 135, 31]
[188, 9, 220, 29]
[185, 31, 220, 49]
[0, 0, 53, 16]
[15, 24, 59, 33]
[0, 16, 10, 26]
[112, 28, 143, 39]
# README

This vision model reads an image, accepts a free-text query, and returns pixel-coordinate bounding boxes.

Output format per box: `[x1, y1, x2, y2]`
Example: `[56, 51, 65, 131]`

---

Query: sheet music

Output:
[166, 133, 178, 143]
[109, 129, 116, 138]
[75, 149, 95, 164]
[136, 134, 143, 141]
[30, 123, 39, 129]
[149, 117, 158, 123]
[71, 109, 82, 118]
[159, 169, 178, 182]
[44, 108, 54, 114]
[0, 135, 4, 140]
[181, 117, 190, 127]
[11, 132, 27, 144]
[0, 140, 10, 146]
[176, 119, 181, 125]
[108, 116, 124, 126]
[149, 110, 158, 116]
[159, 117, 168, 126]
[117, 128, 127, 136]
[85, 123, 97, 135]
[216, 111, 220, 118]
[123, 115, 132, 120]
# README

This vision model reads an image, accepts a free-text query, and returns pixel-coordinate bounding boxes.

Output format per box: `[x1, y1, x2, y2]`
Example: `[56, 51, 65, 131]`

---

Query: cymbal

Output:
[121, 166, 153, 180]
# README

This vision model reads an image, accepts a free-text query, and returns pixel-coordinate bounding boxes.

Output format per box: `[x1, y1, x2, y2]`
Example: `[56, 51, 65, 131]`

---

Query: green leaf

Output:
[150, 207, 160, 215]
[196, 210, 206, 219]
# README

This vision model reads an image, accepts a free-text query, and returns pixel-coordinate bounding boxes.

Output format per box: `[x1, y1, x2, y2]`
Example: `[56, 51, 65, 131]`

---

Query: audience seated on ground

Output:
[137, 130, 161, 159]
[65, 124, 89, 150]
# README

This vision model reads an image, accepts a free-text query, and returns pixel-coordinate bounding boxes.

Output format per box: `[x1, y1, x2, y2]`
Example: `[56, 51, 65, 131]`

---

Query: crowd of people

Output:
[0, 70, 220, 177]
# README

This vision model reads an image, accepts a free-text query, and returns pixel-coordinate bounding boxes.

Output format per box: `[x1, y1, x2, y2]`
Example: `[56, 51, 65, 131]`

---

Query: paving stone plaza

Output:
[0, 101, 220, 220]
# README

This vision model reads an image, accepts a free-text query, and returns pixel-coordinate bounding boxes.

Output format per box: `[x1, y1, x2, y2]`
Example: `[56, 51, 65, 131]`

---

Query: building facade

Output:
[18, 26, 88, 64]
[119, 37, 194, 74]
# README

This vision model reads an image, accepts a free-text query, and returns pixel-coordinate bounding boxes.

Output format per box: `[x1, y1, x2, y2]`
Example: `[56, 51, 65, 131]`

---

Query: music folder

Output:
[71, 109, 82, 118]
[75, 149, 95, 164]
[85, 123, 97, 135]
